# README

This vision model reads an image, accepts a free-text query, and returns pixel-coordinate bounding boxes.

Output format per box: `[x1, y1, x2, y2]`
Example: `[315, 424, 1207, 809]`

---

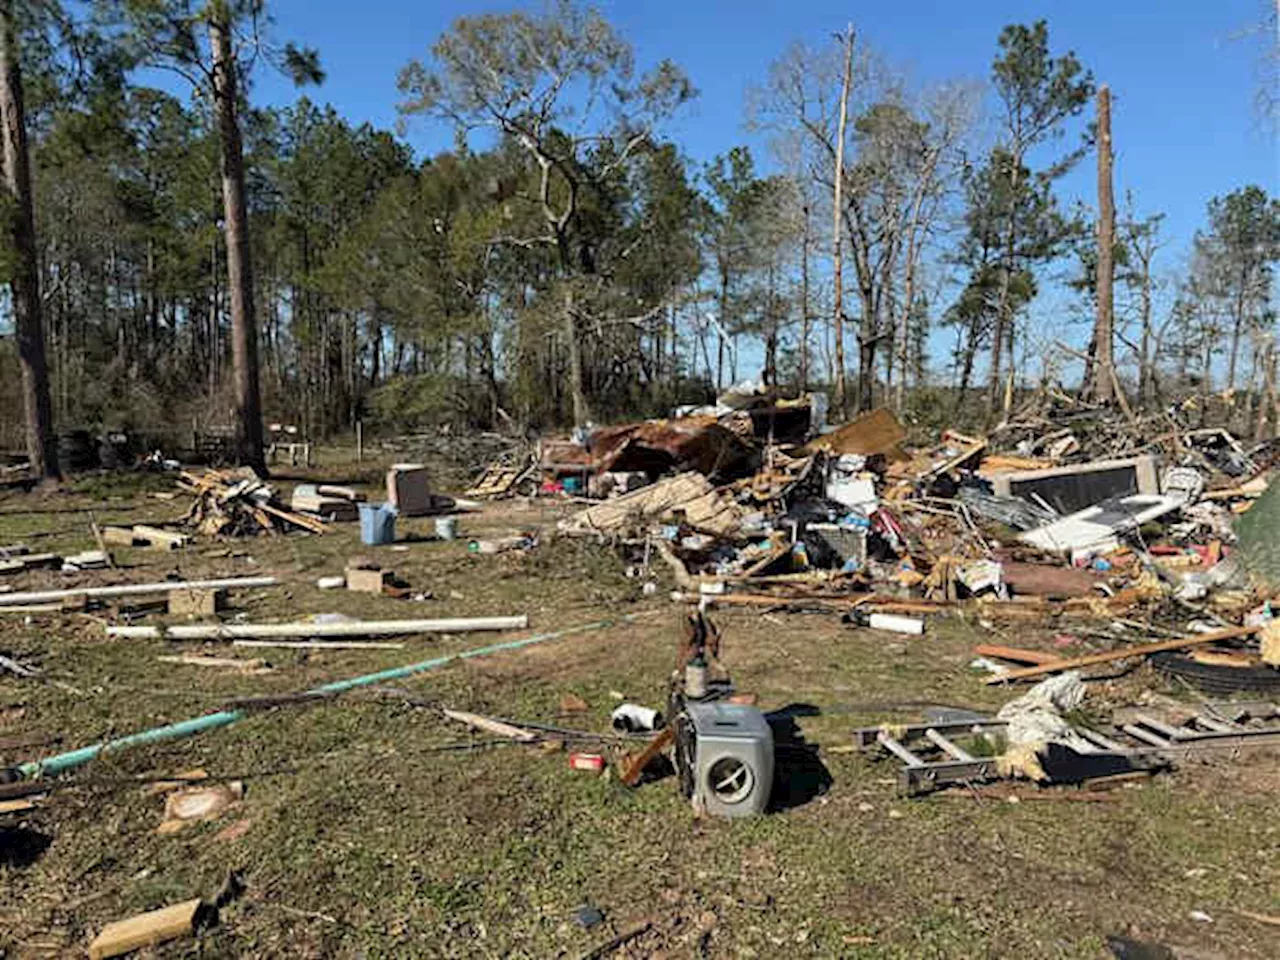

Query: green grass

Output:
[1, 468, 1278, 958]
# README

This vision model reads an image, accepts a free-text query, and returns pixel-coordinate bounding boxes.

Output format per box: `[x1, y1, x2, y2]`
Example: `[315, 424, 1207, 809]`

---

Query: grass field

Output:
[1, 464, 1277, 958]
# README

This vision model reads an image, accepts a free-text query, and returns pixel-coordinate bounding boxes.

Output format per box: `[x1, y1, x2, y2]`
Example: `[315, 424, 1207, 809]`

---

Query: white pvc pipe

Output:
[107, 615, 529, 640]
[232, 640, 406, 650]
[867, 613, 925, 636]
[0, 576, 279, 607]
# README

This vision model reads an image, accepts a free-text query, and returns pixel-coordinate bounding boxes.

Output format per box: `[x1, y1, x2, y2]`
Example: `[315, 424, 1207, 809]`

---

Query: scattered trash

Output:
[610, 703, 662, 732]
[569, 752, 606, 773]
[573, 903, 605, 930]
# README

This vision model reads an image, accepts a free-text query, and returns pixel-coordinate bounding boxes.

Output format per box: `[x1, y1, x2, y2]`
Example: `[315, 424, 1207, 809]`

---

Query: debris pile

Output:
[177, 469, 325, 537]
[528, 388, 1278, 691]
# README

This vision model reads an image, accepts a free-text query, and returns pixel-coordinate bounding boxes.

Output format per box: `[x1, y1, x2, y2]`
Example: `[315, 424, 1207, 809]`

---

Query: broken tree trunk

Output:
[831, 23, 853, 418]
[1089, 85, 1116, 404]
[210, 13, 266, 476]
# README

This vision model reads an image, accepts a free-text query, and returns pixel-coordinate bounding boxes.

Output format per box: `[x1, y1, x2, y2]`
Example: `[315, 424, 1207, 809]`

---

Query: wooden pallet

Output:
[465, 458, 536, 498]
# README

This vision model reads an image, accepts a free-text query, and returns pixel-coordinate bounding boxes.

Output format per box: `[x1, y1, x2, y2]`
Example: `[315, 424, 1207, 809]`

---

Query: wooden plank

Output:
[88, 898, 202, 959]
[620, 727, 675, 786]
[132, 525, 188, 550]
[972, 643, 1064, 666]
[983, 625, 1261, 683]
[442, 708, 537, 742]
[259, 502, 327, 534]
[87, 512, 114, 568]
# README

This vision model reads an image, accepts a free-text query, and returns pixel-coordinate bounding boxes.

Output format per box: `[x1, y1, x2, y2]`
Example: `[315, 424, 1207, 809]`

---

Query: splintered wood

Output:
[177, 469, 325, 537]
[560, 472, 748, 539]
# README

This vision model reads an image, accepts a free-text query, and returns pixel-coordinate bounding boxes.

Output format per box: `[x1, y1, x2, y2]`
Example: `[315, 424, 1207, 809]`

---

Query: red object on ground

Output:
[569, 753, 605, 773]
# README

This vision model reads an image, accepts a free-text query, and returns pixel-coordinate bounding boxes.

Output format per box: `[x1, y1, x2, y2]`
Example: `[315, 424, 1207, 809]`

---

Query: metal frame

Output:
[853, 703, 1280, 796]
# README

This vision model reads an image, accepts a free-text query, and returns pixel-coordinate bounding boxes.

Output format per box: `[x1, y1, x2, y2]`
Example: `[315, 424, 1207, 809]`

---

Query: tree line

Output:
[0, 2, 1276, 479]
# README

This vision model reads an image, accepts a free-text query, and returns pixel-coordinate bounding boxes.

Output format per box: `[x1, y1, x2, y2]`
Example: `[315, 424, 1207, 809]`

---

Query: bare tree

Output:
[1118, 198, 1166, 406]
[0, 0, 58, 479]
[752, 33, 971, 415]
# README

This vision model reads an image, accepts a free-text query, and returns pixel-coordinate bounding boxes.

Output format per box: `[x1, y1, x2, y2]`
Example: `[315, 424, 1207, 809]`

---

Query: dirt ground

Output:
[1, 461, 1277, 959]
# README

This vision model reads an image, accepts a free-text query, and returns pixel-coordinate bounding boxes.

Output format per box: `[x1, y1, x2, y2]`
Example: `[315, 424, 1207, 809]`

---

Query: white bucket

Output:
[435, 516, 459, 541]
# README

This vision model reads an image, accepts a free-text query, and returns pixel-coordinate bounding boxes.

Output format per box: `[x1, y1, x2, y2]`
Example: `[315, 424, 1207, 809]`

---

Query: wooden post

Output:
[356, 420, 363, 463]
[1090, 85, 1116, 403]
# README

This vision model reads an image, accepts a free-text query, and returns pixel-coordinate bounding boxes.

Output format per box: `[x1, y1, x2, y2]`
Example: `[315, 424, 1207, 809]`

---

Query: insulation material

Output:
[995, 672, 1093, 781]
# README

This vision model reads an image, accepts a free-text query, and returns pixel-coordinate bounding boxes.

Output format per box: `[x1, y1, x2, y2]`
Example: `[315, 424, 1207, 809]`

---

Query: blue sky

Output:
[250, 0, 1277, 381]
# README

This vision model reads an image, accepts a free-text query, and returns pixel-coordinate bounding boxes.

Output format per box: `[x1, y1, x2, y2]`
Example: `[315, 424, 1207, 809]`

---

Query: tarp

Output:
[1235, 475, 1280, 588]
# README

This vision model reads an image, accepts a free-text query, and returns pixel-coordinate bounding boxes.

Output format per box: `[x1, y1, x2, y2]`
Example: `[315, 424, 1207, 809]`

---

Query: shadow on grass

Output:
[767, 707, 833, 812]
[0, 827, 51, 867]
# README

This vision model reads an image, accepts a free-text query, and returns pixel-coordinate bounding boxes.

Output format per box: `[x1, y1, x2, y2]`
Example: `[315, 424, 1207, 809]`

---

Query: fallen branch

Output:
[984, 625, 1261, 683]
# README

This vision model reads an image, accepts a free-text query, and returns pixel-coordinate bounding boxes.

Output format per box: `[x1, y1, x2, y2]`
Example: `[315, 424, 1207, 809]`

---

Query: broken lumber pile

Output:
[177, 468, 325, 536]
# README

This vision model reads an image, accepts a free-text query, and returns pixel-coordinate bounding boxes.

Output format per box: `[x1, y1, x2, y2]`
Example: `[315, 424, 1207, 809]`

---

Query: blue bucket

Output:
[359, 502, 398, 545]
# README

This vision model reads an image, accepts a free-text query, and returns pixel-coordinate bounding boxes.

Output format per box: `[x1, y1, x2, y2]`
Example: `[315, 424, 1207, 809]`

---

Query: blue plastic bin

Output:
[359, 502, 398, 545]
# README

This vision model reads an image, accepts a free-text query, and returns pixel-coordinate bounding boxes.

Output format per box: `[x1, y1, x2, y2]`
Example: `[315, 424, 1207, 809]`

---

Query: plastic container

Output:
[435, 516, 458, 541]
[358, 502, 398, 546]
